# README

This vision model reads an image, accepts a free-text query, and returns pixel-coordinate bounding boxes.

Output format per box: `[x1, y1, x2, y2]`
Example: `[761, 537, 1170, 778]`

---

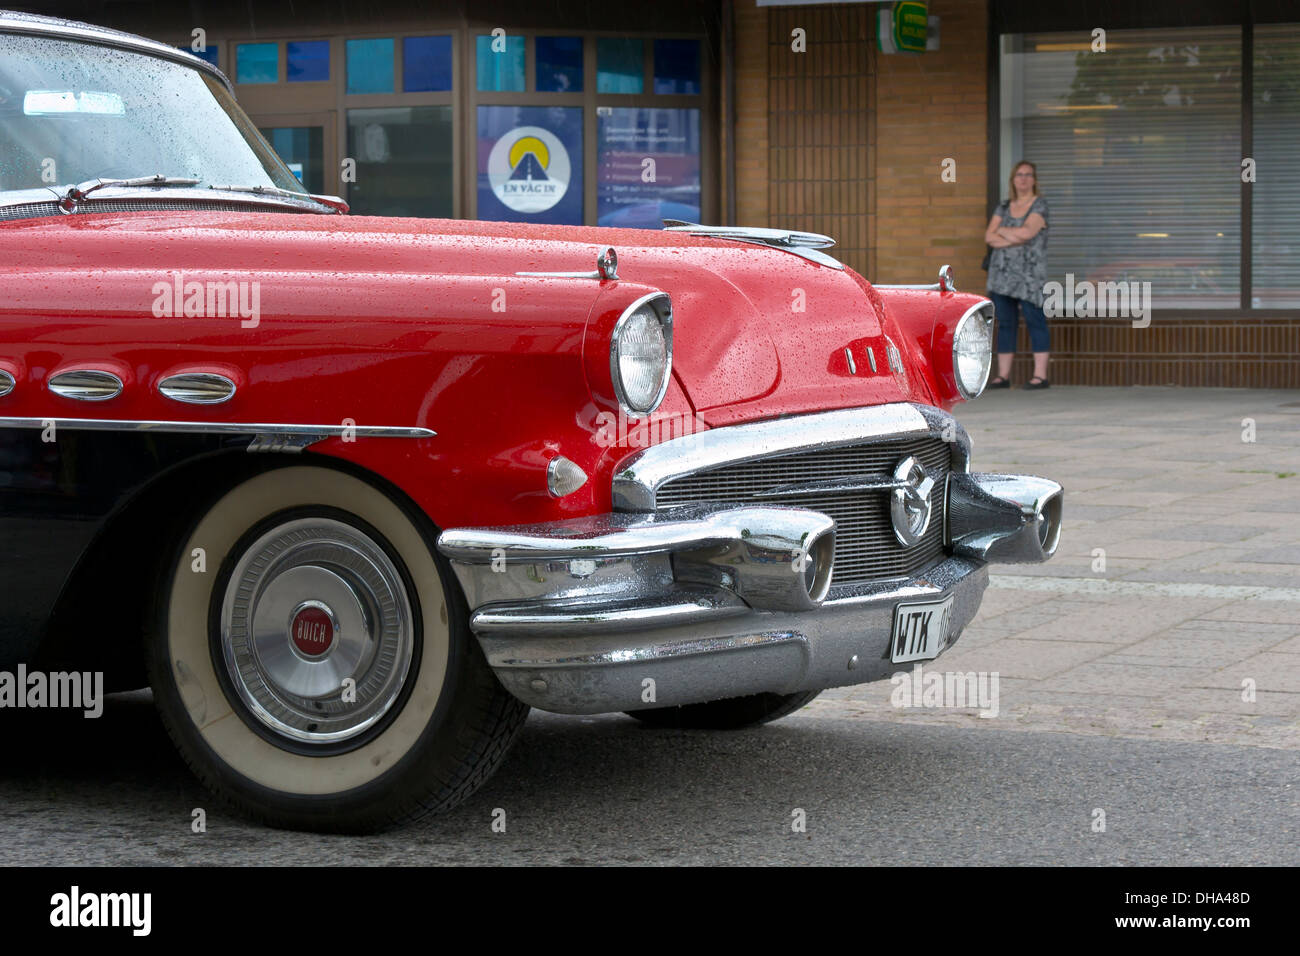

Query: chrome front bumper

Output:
[438, 468, 1063, 715]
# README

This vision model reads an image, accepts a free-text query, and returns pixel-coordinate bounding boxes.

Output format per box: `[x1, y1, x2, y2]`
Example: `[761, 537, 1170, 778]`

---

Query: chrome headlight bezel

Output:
[953, 301, 995, 400]
[609, 292, 673, 416]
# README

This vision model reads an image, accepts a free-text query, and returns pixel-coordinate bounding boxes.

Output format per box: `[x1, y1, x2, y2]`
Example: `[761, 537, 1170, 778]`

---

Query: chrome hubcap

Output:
[220, 517, 415, 744]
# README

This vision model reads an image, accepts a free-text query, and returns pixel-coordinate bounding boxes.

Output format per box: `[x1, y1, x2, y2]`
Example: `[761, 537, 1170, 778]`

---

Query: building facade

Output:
[27, 0, 1300, 386]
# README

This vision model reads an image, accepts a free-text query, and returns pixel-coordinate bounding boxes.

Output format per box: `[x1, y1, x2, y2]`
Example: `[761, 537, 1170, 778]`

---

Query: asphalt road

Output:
[0, 695, 1294, 865]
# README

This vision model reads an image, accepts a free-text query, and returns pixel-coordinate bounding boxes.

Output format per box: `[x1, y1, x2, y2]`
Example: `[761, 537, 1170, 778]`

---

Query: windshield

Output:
[0, 31, 306, 197]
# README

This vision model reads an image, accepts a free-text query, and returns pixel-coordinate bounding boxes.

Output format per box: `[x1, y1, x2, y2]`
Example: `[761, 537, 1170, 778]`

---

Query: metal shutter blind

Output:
[1000, 27, 1242, 310]
[1253, 23, 1300, 309]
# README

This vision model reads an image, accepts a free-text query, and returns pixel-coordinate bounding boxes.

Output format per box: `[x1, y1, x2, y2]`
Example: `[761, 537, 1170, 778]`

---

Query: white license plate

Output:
[890, 597, 954, 664]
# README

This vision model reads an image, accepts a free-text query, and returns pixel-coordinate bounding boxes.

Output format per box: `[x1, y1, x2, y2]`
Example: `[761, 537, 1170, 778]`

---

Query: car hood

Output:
[0, 209, 931, 420]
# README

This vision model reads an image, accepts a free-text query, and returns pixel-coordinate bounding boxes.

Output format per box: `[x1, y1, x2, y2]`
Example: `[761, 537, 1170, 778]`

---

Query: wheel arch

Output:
[35, 448, 453, 691]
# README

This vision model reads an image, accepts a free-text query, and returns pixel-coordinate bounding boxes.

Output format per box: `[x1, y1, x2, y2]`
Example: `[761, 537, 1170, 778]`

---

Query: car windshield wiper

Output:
[62, 174, 200, 206]
[208, 183, 313, 201]
[207, 184, 347, 214]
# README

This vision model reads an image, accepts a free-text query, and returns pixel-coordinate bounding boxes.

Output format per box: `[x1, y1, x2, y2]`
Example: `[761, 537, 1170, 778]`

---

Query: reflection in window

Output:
[404, 36, 453, 92]
[1000, 27, 1241, 309]
[653, 39, 700, 94]
[346, 38, 394, 94]
[1252, 23, 1300, 308]
[536, 36, 583, 92]
[597, 38, 643, 93]
[346, 106, 453, 218]
[476, 35, 525, 91]
[287, 40, 329, 82]
[236, 43, 277, 84]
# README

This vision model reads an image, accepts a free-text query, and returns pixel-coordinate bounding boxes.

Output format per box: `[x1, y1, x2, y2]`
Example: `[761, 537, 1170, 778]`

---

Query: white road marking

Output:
[990, 574, 1300, 603]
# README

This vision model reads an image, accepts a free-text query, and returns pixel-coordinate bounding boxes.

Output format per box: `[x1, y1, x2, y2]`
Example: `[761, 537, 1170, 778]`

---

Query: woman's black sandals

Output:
[987, 376, 1011, 389]
[1023, 377, 1050, 389]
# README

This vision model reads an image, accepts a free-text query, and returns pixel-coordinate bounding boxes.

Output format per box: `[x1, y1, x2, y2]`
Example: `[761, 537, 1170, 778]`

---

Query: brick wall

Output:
[733, 0, 770, 227]
[732, 0, 989, 283]
[871, 0, 989, 287]
[763, 4, 874, 273]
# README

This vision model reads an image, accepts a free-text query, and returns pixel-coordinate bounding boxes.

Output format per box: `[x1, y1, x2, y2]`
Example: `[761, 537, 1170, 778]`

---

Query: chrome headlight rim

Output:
[609, 291, 673, 416]
[953, 300, 995, 400]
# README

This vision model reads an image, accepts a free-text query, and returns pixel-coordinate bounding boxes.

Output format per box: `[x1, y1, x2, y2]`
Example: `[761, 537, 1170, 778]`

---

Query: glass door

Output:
[250, 111, 336, 196]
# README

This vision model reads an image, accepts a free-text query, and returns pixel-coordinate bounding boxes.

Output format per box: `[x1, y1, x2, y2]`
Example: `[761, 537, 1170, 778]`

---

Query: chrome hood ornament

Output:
[662, 220, 844, 270]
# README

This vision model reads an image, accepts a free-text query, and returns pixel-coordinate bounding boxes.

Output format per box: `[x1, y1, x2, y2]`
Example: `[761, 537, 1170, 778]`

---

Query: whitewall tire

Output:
[148, 464, 528, 832]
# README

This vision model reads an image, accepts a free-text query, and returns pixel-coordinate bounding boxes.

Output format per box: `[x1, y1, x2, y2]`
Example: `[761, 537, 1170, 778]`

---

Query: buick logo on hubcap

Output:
[290, 602, 336, 658]
[891, 456, 935, 547]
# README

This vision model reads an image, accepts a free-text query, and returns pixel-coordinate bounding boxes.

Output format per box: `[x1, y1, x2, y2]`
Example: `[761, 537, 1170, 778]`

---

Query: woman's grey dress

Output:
[987, 196, 1049, 307]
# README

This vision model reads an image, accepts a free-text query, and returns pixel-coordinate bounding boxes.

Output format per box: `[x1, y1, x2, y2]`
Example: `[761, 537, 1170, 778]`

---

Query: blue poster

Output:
[477, 105, 584, 225]
[597, 108, 700, 229]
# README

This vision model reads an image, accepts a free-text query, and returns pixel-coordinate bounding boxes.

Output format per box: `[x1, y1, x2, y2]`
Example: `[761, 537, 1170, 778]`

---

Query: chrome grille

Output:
[655, 436, 951, 584]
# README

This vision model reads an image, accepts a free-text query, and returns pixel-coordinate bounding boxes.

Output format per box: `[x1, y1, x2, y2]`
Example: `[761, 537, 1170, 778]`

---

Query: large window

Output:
[347, 107, 453, 218]
[200, 28, 710, 225]
[1253, 23, 1300, 308]
[471, 34, 706, 226]
[1000, 27, 1243, 310]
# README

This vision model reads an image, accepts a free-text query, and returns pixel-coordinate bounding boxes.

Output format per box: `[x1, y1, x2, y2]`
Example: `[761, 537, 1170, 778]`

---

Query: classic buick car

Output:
[0, 12, 1061, 832]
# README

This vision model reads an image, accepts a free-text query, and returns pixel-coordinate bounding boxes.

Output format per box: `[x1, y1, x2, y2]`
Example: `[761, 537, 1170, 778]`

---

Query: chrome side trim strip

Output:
[48, 369, 123, 402]
[158, 372, 237, 405]
[0, 417, 434, 439]
[611, 402, 970, 512]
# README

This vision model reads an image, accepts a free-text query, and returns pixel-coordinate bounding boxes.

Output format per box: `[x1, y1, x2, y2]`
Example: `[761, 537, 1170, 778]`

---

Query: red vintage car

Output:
[0, 11, 1061, 832]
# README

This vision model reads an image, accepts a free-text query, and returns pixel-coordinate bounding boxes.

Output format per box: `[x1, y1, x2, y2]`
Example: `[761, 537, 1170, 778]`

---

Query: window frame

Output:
[464, 31, 713, 224]
[171, 27, 714, 228]
[989, 2, 1300, 315]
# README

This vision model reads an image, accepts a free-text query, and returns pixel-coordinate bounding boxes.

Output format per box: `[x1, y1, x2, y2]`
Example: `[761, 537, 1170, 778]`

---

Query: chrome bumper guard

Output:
[437, 470, 1062, 715]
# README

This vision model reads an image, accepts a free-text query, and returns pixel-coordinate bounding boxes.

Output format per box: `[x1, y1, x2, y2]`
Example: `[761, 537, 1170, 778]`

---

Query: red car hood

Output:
[0, 210, 930, 421]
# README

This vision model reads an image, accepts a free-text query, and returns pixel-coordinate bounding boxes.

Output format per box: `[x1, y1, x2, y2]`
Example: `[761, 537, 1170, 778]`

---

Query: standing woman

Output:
[984, 161, 1051, 388]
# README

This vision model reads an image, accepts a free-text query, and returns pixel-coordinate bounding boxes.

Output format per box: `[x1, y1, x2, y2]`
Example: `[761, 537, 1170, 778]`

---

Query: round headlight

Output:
[953, 303, 994, 399]
[610, 293, 672, 415]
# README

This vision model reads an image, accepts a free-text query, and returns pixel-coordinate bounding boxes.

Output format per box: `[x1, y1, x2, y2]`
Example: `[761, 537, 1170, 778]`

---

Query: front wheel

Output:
[148, 465, 528, 833]
[625, 690, 821, 729]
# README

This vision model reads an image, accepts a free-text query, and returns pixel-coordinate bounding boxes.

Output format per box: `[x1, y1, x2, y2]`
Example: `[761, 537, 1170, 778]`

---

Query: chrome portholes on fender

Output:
[48, 368, 123, 401]
[217, 513, 417, 746]
[158, 372, 236, 405]
[0, 369, 14, 397]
